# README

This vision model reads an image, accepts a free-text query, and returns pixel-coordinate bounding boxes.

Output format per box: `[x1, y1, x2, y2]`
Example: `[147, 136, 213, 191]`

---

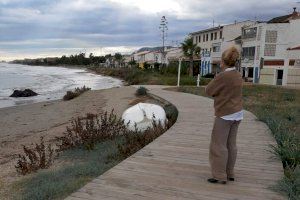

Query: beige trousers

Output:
[209, 117, 241, 181]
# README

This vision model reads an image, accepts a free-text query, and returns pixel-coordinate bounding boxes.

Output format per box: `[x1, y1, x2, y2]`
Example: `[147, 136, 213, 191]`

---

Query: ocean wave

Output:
[0, 63, 122, 108]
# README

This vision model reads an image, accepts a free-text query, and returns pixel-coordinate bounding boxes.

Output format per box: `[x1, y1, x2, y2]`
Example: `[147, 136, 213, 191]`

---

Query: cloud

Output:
[0, 0, 298, 60]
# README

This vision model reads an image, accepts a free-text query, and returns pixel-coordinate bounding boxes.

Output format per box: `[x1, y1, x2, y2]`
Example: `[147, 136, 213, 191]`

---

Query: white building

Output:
[190, 21, 255, 76]
[165, 47, 184, 65]
[241, 8, 300, 87]
[133, 50, 164, 68]
[191, 26, 223, 75]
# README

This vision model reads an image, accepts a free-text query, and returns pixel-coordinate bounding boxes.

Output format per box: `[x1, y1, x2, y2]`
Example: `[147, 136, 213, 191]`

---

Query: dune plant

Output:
[118, 119, 169, 157]
[63, 85, 91, 101]
[56, 110, 128, 151]
[15, 137, 55, 175]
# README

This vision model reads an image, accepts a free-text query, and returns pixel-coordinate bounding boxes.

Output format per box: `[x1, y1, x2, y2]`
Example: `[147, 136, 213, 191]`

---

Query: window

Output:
[203, 35, 205, 42]
[220, 31, 223, 39]
[265, 30, 277, 43]
[195, 36, 197, 44]
[242, 47, 255, 60]
[211, 33, 213, 41]
[214, 32, 217, 40]
[264, 44, 276, 56]
[206, 34, 208, 41]
[242, 27, 257, 39]
[212, 43, 221, 52]
[213, 46, 220, 52]
[199, 35, 201, 43]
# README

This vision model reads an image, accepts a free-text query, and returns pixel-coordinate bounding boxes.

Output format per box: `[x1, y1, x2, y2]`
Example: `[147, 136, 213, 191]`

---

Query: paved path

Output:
[66, 86, 284, 200]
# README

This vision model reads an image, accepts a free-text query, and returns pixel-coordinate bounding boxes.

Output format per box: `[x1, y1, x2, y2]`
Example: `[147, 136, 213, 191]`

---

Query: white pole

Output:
[197, 74, 200, 87]
[177, 58, 182, 87]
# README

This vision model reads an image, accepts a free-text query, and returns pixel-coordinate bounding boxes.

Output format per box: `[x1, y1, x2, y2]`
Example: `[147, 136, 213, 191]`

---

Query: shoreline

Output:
[0, 63, 124, 110]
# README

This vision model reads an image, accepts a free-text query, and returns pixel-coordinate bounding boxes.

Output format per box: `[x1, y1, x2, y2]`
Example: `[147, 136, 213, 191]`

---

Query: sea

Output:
[0, 63, 122, 108]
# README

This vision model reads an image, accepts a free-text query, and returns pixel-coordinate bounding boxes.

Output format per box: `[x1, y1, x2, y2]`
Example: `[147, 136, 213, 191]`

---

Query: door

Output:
[276, 70, 283, 85]
[254, 67, 259, 83]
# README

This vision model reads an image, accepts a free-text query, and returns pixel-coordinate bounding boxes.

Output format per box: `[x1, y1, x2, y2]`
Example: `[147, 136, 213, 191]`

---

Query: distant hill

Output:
[136, 46, 173, 53]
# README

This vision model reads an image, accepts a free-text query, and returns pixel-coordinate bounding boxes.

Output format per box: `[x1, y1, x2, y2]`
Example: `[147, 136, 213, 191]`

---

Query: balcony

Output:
[242, 28, 257, 39]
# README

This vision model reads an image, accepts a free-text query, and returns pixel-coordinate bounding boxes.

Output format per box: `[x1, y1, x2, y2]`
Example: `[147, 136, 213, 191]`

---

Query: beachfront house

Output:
[133, 49, 165, 69]
[165, 47, 184, 65]
[190, 21, 255, 76]
[241, 8, 300, 87]
[191, 26, 223, 76]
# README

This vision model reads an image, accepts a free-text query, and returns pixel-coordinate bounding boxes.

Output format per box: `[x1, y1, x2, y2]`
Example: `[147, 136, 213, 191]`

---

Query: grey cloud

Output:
[0, 0, 298, 60]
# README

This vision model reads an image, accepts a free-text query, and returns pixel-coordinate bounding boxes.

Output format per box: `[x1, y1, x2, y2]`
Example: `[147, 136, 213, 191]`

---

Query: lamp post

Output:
[177, 58, 182, 87]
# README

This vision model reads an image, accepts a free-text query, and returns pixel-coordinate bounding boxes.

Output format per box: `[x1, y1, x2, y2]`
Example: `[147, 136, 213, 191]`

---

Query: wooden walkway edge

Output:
[66, 86, 284, 200]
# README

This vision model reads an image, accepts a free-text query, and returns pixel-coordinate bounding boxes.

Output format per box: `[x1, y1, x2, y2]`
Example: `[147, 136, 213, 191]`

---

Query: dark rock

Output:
[10, 89, 38, 98]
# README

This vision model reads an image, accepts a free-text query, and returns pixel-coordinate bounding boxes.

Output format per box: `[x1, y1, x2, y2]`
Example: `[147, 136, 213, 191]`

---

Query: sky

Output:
[0, 0, 297, 61]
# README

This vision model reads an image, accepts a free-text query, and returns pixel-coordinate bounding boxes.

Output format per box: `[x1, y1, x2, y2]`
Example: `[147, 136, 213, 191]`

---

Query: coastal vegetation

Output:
[167, 85, 300, 200]
[89, 66, 212, 86]
[11, 90, 178, 200]
[11, 52, 212, 86]
[63, 86, 91, 101]
[12, 53, 108, 66]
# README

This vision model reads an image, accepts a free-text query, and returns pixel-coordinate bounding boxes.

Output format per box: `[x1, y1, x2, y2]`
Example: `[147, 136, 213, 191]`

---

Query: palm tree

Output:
[114, 53, 123, 67]
[181, 37, 201, 76]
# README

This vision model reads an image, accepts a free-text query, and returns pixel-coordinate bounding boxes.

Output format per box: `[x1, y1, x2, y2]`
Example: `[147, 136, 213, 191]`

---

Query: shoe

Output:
[207, 178, 226, 184]
[228, 178, 235, 181]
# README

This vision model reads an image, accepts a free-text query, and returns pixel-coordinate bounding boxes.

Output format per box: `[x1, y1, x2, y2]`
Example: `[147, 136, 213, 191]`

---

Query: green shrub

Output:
[136, 86, 148, 96]
[164, 104, 179, 124]
[200, 77, 212, 85]
[274, 167, 300, 200]
[63, 86, 91, 101]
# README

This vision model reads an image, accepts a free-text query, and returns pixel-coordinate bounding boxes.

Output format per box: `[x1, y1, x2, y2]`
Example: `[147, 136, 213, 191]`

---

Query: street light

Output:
[177, 57, 182, 87]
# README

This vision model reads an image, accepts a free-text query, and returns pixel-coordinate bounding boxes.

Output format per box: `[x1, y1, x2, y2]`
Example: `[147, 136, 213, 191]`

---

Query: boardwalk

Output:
[66, 86, 284, 200]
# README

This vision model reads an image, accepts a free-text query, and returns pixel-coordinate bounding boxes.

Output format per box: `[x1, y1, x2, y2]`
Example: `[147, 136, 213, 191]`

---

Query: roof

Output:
[190, 26, 223, 35]
[267, 10, 300, 23]
[287, 46, 300, 51]
[268, 14, 293, 23]
[134, 51, 150, 56]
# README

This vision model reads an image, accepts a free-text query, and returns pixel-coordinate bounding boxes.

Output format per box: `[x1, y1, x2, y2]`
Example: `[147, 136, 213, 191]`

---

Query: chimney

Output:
[292, 7, 299, 18]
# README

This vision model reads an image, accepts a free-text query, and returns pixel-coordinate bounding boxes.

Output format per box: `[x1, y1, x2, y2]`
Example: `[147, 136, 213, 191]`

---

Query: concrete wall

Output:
[260, 68, 275, 85]
[287, 18, 300, 47]
[287, 68, 300, 88]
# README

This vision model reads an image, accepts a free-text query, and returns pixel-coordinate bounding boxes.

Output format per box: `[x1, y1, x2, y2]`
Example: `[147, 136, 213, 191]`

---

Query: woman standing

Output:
[205, 46, 243, 184]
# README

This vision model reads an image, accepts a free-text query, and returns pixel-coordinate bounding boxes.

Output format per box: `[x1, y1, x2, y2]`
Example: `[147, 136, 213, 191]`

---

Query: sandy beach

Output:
[0, 86, 137, 188]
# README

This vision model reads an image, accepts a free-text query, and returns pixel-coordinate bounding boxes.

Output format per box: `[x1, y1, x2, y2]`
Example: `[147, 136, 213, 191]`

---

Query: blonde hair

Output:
[222, 46, 240, 67]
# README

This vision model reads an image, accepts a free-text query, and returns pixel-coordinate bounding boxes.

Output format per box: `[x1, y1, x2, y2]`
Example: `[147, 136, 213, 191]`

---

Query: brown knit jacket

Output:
[205, 70, 243, 117]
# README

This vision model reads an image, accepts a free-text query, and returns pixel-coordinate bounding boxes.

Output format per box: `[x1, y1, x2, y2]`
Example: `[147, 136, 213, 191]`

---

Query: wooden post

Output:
[177, 58, 182, 87]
